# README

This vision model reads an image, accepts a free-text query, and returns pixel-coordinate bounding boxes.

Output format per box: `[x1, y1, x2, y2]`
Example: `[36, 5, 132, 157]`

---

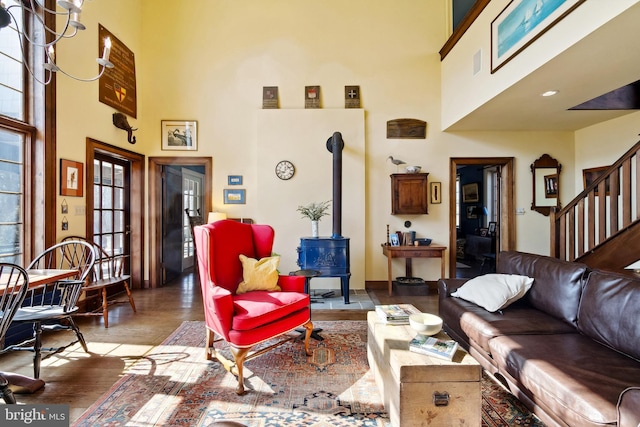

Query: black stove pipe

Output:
[326, 132, 344, 238]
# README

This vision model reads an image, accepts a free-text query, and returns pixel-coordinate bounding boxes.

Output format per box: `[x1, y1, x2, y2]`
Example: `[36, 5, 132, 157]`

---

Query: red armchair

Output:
[193, 220, 312, 394]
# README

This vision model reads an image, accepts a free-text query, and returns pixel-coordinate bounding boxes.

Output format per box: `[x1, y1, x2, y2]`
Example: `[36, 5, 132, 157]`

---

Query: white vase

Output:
[311, 220, 319, 237]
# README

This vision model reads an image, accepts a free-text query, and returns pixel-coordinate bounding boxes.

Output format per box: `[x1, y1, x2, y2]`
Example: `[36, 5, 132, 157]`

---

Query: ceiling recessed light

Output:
[541, 90, 559, 97]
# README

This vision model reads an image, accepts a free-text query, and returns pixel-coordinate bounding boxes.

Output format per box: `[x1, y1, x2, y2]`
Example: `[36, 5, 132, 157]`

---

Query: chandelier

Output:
[0, 0, 113, 85]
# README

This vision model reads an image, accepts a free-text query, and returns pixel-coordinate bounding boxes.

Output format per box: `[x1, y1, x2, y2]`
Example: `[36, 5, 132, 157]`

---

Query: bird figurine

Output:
[387, 156, 406, 171]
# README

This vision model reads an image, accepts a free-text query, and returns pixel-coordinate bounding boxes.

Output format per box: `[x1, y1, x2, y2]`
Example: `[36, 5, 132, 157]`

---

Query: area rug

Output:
[74, 321, 544, 427]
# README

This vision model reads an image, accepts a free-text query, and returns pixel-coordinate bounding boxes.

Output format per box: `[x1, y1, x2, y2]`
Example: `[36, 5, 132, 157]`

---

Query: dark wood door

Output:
[162, 166, 183, 284]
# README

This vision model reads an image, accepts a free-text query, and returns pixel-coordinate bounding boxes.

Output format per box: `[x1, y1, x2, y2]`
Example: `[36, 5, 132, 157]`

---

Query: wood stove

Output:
[296, 132, 351, 303]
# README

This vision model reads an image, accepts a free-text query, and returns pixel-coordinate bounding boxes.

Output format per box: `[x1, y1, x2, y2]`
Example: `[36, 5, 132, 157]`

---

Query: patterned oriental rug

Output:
[73, 321, 544, 427]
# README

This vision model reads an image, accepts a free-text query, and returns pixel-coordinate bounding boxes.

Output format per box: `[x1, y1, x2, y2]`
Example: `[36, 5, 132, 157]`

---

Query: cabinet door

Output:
[392, 173, 428, 214]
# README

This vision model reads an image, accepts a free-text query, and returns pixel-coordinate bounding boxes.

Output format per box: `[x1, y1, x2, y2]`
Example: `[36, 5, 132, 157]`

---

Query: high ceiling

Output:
[446, 2, 640, 131]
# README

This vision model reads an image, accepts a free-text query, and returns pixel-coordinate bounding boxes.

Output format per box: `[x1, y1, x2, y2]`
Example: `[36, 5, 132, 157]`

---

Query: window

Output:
[0, 0, 53, 262]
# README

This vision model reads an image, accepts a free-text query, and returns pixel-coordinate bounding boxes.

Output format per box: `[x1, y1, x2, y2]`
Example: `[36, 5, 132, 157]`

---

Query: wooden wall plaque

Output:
[99, 25, 137, 118]
[387, 118, 426, 139]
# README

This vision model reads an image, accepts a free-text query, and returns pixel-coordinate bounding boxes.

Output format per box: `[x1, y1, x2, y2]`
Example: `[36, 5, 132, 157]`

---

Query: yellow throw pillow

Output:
[236, 254, 281, 294]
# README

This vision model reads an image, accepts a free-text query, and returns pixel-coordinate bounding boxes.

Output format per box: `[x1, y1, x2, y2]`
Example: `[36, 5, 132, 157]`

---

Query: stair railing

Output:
[551, 139, 640, 261]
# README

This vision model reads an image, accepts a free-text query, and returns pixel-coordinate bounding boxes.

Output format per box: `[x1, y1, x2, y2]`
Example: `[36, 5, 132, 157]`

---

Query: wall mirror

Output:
[531, 154, 561, 216]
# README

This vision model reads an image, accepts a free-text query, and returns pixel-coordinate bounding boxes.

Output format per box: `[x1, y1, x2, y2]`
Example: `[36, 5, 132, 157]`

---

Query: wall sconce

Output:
[0, 1, 114, 85]
[112, 112, 137, 144]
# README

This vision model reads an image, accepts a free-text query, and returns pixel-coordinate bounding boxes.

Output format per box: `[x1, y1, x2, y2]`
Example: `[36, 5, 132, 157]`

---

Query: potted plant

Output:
[297, 200, 331, 237]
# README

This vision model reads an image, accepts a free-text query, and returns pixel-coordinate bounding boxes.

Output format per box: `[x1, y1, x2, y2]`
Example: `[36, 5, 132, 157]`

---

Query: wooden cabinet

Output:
[391, 173, 429, 214]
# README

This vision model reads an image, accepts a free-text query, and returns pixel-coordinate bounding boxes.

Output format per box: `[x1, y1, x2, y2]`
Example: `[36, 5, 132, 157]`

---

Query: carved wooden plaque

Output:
[345, 85, 360, 108]
[263, 86, 279, 109]
[99, 25, 137, 118]
[387, 118, 427, 139]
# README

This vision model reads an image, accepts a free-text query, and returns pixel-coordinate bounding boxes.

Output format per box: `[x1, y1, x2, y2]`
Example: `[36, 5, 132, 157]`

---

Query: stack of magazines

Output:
[409, 335, 459, 361]
[375, 304, 420, 324]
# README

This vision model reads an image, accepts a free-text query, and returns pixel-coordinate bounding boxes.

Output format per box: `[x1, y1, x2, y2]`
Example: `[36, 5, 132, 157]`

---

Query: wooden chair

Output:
[61, 236, 136, 328]
[0, 263, 30, 403]
[10, 241, 96, 379]
[185, 208, 204, 269]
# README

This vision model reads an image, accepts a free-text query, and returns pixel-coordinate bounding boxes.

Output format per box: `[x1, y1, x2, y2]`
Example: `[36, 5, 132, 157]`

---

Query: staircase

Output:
[550, 139, 640, 273]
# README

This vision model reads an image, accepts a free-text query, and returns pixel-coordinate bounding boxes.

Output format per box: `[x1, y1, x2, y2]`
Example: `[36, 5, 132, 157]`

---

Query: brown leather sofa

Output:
[438, 251, 640, 427]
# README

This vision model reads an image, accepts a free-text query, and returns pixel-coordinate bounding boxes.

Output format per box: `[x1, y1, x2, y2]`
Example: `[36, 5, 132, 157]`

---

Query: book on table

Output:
[375, 304, 420, 324]
[409, 335, 459, 361]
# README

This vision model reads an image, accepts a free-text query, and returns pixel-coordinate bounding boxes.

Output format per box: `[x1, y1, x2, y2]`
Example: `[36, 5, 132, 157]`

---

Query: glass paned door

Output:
[182, 168, 203, 269]
[93, 155, 130, 262]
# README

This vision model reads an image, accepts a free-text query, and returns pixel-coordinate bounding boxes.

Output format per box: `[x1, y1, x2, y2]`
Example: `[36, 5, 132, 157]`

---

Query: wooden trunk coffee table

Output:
[366, 311, 481, 427]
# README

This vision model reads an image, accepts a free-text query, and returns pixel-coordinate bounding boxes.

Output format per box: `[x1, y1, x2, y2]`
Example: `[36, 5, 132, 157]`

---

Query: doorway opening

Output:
[148, 157, 212, 288]
[449, 157, 515, 278]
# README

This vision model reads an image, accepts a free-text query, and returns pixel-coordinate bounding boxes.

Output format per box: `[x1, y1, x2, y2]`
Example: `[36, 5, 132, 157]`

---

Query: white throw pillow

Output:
[451, 273, 534, 312]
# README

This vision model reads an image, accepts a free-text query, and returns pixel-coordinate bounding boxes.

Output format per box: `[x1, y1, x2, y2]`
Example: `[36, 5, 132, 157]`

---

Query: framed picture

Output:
[223, 189, 246, 204]
[228, 175, 243, 185]
[60, 159, 83, 197]
[480, 228, 489, 237]
[390, 233, 400, 247]
[488, 222, 497, 235]
[466, 206, 478, 219]
[582, 166, 613, 196]
[544, 174, 558, 198]
[161, 120, 198, 151]
[491, 0, 586, 73]
[430, 182, 442, 204]
[462, 182, 479, 203]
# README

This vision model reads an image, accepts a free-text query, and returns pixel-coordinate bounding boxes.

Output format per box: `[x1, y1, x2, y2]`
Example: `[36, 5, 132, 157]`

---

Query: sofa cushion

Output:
[577, 270, 640, 360]
[441, 294, 576, 353]
[498, 251, 588, 326]
[490, 334, 640, 427]
[451, 273, 533, 312]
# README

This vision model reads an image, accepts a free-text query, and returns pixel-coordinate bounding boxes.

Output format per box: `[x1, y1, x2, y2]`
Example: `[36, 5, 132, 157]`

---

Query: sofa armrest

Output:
[617, 387, 640, 427]
[437, 278, 468, 297]
[277, 274, 306, 293]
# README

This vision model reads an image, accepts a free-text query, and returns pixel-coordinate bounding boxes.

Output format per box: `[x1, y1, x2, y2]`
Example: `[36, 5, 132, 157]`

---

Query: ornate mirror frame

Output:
[531, 154, 561, 216]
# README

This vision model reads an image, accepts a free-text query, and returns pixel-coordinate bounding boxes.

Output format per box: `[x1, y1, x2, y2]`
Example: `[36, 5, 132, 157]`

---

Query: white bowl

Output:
[405, 166, 421, 173]
[409, 313, 443, 336]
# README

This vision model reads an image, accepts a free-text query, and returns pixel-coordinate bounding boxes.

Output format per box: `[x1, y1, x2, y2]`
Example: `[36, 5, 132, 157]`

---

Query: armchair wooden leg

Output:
[205, 328, 215, 360]
[302, 321, 313, 356]
[230, 347, 250, 395]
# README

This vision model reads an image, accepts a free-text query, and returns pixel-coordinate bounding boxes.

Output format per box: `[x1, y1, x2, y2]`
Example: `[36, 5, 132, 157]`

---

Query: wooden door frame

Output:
[86, 138, 145, 289]
[148, 156, 212, 288]
[449, 157, 515, 276]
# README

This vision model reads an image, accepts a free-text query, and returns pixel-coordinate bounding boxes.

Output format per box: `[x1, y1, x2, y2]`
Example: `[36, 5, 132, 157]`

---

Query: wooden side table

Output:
[381, 244, 446, 296]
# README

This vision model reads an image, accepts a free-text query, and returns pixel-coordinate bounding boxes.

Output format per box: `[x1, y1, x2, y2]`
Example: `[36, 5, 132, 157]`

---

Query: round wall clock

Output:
[275, 160, 295, 180]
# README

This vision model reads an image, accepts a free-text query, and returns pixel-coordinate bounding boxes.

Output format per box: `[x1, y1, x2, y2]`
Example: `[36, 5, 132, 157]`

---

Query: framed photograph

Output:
[60, 159, 84, 197]
[223, 189, 246, 204]
[390, 233, 400, 247]
[228, 175, 243, 185]
[488, 222, 497, 235]
[466, 206, 478, 219]
[583, 166, 613, 196]
[161, 120, 197, 151]
[491, 0, 586, 73]
[430, 182, 442, 204]
[462, 182, 479, 203]
[544, 174, 558, 198]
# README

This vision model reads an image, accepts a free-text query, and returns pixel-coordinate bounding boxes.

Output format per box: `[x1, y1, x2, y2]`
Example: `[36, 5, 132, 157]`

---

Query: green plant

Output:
[297, 200, 331, 221]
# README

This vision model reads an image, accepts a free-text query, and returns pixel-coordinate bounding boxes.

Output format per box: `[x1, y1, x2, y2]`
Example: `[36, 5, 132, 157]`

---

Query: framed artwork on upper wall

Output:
[60, 159, 83, 197]
[462, 182, 479, 203]
[161, 120, 198, 151]
[583, 166, 614, 196]
[491, 0, 586, 73]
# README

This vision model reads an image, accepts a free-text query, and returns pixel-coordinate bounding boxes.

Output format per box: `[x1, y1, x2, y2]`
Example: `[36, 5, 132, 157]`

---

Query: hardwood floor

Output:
[0, 273, 438, 422]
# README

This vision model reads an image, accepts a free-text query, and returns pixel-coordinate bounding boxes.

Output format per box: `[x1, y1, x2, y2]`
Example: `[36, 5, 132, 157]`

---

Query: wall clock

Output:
[275, 160, 295, 180]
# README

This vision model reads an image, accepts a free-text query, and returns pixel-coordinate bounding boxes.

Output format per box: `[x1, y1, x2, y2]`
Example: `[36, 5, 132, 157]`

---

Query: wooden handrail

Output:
[551, 138, 640, 261]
